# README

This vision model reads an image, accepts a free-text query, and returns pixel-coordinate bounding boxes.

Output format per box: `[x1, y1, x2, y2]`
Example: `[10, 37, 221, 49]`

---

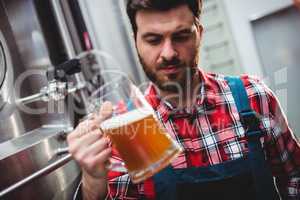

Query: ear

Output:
[194, 21, 203, 48]
[195, 22, 203, 39]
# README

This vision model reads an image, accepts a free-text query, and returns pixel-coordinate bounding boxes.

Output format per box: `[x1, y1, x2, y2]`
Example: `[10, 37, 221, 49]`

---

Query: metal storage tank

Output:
[0, 0, 100, 199]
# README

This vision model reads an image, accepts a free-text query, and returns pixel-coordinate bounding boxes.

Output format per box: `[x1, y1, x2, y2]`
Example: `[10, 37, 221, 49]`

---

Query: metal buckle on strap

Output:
[240, 110, 261, 134]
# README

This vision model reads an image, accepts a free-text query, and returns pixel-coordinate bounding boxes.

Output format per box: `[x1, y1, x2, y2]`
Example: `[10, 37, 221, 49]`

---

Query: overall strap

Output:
[225, 76, 278, 200]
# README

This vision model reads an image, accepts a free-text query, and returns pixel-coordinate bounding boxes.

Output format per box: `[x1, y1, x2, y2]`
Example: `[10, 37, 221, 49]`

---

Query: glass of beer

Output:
[88, 75, 182, 183]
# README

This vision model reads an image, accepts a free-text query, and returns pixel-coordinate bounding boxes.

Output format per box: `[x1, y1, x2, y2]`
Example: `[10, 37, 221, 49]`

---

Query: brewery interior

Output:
[0, 0, 299, 199]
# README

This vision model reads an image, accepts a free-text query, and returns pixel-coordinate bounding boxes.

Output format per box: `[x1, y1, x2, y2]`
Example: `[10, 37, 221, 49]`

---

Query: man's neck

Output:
[159, 72, 201, 110]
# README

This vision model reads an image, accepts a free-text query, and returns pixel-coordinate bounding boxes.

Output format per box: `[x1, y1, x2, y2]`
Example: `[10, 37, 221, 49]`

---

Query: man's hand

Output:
[67, 102, 113, 200]
[294, 0, 300, 11]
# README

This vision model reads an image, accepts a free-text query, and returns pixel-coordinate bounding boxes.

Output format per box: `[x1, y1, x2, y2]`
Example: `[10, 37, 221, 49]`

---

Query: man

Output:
[68, 0, 300, 199]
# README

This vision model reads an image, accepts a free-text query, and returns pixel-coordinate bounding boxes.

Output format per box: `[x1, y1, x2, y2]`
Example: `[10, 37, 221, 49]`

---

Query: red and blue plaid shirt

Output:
[105, 70, 300, 199]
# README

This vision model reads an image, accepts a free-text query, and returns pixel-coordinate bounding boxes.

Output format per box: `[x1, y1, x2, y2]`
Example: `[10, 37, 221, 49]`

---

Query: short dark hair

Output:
[126, 0, 203, 37]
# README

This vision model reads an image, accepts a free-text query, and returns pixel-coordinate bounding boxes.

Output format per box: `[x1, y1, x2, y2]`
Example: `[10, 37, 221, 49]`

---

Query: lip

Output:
[159, 66, 180, 74]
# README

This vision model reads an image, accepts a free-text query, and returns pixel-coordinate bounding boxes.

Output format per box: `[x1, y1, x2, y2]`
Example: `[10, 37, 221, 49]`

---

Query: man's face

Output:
[135, 5, 203, 92]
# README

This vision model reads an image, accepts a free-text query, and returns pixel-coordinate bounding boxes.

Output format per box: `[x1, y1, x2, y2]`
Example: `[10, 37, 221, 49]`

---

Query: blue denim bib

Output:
[153, 76, 280, 200]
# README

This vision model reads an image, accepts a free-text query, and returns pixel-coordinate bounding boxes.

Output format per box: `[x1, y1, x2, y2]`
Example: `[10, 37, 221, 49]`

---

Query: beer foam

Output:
[100, 108, 154, 130]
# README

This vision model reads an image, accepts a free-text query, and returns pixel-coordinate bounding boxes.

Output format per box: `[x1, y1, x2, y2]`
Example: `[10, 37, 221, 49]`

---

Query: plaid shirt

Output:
[105, 70, 300, 199]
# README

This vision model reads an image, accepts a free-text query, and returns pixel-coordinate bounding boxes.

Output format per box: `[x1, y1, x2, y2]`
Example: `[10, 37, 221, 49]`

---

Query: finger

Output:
[70, 129, 103, 153]
[68, 102, 113, 147]
[80, 118, 99, 133]
[81, 147, 112, 178]
[67, 129, 78, 141]
[94, 101, 113, 124]
[80, 137, 111, 157]
[67, 123, 89, 140]
[78, 128, 103, 145]
[90, 147, 112, 166]
[75, 119, 102, 138]
[78, 102, 113, 135]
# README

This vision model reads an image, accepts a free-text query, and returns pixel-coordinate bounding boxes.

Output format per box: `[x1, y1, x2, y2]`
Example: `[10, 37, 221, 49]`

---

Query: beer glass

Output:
[88, 75, 182, 183]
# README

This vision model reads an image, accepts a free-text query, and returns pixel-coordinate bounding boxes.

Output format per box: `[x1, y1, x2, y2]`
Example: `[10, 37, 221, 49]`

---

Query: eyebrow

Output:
[141, 32, 162, 40]
[173, 28, 194, 35]
[141, 26, 195, 39]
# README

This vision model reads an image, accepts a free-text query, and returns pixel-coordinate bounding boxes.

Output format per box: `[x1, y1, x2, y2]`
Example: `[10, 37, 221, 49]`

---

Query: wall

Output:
[222, 0, 300, 137]
[78, 0, 146, 85]
[222, 0, 293, 76]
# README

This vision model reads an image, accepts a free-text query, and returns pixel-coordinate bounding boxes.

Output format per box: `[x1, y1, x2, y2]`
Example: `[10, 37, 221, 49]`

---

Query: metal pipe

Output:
[50, 0, 76, 58]
[16, 92, 45, 105]
[0, 153, 72, 198]
[50, 0, 89, 108]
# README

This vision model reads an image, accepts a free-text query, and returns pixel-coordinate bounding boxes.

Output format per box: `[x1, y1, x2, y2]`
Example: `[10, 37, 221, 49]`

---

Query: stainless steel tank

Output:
[0, 0, 95, 199]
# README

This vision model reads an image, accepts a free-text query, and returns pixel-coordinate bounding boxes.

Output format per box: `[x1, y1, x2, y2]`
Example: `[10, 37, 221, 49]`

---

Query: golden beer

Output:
[101, 108, 182, 183]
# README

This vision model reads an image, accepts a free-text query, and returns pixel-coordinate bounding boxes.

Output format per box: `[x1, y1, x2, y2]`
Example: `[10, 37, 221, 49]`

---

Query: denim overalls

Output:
[152, 77, 280, 200]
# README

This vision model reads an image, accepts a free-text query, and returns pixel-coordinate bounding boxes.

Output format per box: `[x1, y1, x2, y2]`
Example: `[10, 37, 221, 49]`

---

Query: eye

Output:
[173, 33, 191, 43]
[145, 37, 162, 46]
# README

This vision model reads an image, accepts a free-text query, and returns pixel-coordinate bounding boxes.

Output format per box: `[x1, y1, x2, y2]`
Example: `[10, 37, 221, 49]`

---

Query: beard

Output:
[138, 49, 199, 93]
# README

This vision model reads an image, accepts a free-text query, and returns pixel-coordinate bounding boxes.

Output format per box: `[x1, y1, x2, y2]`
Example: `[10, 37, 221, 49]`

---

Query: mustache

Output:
[159, 57, 182, 68]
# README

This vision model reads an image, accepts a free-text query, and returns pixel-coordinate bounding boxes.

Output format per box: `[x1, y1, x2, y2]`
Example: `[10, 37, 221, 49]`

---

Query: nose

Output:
[160, 40, 178, 62]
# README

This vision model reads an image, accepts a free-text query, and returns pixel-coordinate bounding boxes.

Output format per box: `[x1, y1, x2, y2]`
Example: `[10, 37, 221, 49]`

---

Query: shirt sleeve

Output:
[105, 149, 142, 199]
[72, 151, 142, 200]
[71, 173, 140, 200]
[256, 79, 300, 199]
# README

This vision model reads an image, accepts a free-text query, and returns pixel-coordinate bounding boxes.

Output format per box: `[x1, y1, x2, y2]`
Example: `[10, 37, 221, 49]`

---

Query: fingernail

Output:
[105, 136, 111, 142]
[102, 137, 108, 143]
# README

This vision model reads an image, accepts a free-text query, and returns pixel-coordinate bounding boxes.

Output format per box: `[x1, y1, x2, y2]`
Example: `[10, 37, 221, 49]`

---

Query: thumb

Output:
[95, 101, 113, 124]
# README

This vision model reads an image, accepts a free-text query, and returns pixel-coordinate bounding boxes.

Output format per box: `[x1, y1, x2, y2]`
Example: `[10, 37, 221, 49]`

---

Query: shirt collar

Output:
[144, 69, 216, 123]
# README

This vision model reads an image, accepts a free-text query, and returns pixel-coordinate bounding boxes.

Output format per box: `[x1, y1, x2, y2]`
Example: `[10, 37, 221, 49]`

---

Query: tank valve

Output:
[16, 59, 86, 105]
